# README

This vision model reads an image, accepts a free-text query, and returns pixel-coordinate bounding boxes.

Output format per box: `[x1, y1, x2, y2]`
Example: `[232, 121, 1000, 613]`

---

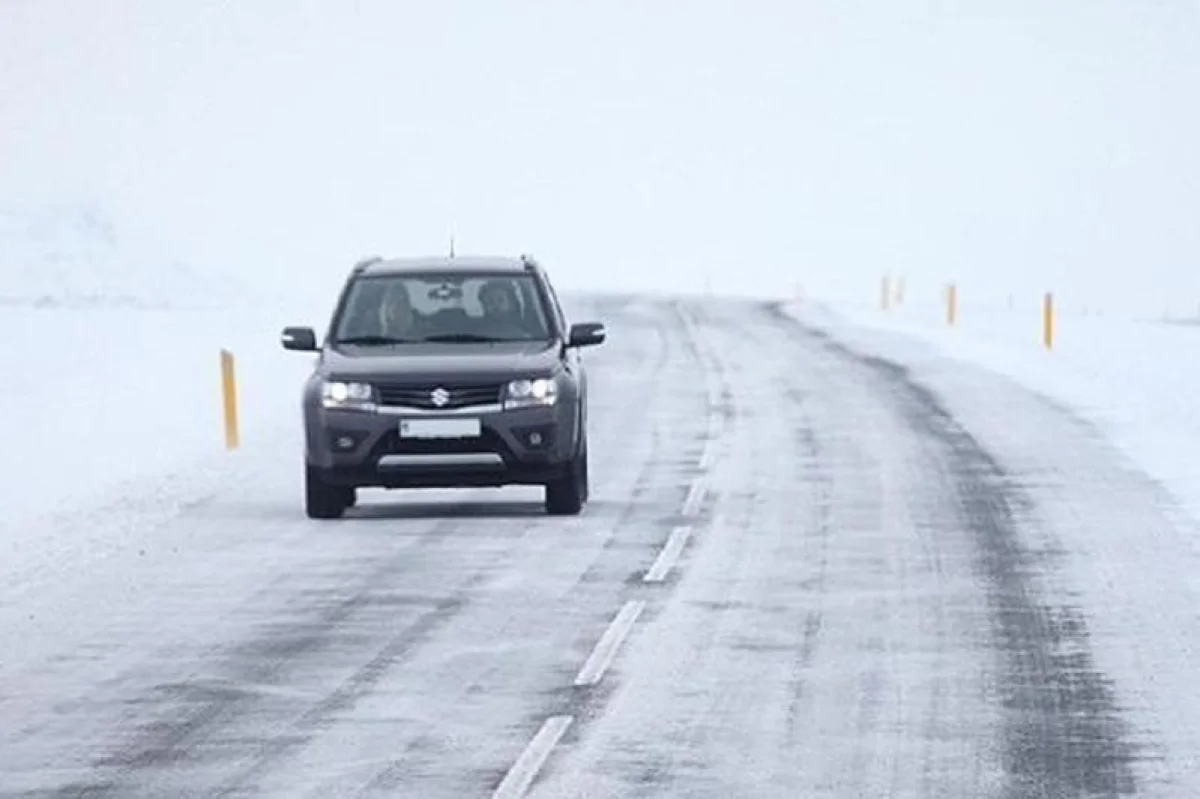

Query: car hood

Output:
[317, 341, 562, 384]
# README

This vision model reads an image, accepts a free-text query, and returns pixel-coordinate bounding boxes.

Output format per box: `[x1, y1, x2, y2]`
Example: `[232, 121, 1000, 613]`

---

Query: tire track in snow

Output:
[773, 302, 1140, 797]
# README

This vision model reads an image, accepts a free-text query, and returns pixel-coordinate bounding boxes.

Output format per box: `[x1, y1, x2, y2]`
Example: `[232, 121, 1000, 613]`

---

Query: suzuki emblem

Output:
[430, 387, 450, 407]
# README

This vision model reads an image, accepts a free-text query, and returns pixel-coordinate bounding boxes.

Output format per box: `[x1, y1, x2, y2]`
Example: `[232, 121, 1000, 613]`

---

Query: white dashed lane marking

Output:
[681, 480, 707, 517]
[644, 526, 692, 583]
[573, 601, 646, 687]
[492, 715, 574, 799]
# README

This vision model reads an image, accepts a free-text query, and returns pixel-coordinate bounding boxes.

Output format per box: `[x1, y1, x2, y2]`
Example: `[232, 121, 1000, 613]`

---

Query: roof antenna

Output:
[449, 235, 455, 258]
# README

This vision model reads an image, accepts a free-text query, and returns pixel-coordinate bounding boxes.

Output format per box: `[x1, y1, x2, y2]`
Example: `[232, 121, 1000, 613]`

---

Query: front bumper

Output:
[305, 402, 577, 489]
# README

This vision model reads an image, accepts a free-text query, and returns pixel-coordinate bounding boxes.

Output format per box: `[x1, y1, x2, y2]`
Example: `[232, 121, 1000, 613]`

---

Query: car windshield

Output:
[332, 272, 554, 344]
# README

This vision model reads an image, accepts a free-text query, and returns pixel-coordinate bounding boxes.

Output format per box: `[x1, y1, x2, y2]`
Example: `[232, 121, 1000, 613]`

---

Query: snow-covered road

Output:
[1, 296, 1193, 796]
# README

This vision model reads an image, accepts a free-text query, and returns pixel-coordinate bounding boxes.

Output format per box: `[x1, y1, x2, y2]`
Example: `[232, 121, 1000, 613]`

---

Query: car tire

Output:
[545, 436, 587, 516]
[306, 466, 347, 520]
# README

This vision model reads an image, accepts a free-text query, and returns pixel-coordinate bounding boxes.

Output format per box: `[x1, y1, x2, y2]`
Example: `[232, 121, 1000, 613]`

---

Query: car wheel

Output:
[545, 441, 587, 516]
[306, 466, 347, 519]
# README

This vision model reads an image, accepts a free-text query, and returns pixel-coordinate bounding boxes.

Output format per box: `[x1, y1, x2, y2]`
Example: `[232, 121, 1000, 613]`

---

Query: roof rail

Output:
[351, 255, 383, 273]
[520, 253, 539, 271]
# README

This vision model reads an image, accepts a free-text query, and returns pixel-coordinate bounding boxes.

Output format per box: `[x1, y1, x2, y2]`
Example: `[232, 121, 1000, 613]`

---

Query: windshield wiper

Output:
[419, 333, 511, 343]
[333, 335, 418, 346]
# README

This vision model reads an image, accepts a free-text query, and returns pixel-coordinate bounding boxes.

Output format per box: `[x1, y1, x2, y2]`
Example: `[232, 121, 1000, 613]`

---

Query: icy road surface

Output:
[0, 296, 1189, 796]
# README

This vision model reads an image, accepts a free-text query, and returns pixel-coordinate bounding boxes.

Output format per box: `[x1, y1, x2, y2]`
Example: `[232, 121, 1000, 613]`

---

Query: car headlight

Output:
[321, 380, 376, 410]
[503, 377, 558, 409]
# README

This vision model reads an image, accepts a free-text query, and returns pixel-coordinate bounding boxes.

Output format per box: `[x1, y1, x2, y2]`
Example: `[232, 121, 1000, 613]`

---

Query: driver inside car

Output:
[478, 280, 530, 339]
[378, 282, 423, 339]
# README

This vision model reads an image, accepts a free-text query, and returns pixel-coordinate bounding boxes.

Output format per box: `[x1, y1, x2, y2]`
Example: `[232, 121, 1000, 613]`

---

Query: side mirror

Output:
[281, 326, 318, 352]
[567, 322, 606, 348]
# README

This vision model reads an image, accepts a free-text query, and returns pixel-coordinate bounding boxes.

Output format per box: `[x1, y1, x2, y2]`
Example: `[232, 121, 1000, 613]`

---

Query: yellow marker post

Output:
[1042, 292, 1054, 350]
[881, 275, 891, 310]
[220, 349, 240, 450]
[946, 283, 958, 326]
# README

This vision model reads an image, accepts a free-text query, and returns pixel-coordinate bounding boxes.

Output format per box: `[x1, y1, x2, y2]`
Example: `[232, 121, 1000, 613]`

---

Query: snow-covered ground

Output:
[0, 305, 313, 599]
[0, 204, 253, 309]
[0, 204, 323, 612]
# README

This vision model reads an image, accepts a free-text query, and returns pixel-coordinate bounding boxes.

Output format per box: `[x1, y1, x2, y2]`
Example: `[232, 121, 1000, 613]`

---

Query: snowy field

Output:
[0, 205, 250, 309]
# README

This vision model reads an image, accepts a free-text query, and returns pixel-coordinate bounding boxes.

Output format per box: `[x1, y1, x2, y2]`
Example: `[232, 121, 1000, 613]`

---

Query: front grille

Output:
[376, 382, 503, 409]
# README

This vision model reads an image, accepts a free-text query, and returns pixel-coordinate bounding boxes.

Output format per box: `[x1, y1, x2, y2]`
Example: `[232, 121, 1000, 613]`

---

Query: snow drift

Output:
[0, 203, 247, 309]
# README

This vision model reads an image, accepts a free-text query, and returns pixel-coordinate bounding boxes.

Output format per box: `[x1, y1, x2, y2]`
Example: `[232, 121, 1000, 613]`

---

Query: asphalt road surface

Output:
[0, 296, 1148, 797]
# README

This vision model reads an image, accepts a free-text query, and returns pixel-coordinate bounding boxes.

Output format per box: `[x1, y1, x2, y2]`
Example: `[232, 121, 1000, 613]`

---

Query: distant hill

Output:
[0, 204, 244, 309]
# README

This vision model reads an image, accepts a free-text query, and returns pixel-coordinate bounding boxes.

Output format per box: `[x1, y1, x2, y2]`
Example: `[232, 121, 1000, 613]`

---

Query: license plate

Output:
[399, 418, 481, 439]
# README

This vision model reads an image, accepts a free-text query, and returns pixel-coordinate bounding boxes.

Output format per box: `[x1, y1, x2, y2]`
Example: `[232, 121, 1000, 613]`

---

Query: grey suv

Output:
[281, 254, 606, 519]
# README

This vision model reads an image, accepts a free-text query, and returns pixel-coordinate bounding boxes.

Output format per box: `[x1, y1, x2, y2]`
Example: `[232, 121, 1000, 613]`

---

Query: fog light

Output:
[515, 425, 554, 449]
[335, 436, 356, 450]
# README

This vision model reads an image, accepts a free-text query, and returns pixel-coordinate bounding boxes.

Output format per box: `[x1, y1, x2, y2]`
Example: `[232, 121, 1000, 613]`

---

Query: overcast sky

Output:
[3, 1, 1198, 311]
